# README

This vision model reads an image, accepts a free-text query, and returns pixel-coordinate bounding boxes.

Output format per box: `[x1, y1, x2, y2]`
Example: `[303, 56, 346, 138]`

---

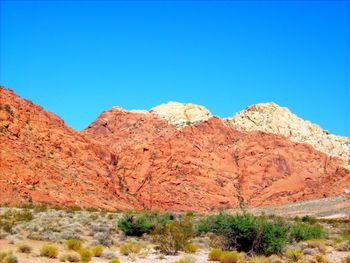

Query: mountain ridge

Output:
[1, 86, 349, 211]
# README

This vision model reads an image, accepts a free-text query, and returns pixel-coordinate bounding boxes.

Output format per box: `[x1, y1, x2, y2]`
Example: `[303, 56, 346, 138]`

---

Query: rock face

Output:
[150, 101, 212, 129]
[225, 103, 350, 161]
[1, 87, 350, 211]
[84, 106, 350, 211]
[0, 87, 134, 210]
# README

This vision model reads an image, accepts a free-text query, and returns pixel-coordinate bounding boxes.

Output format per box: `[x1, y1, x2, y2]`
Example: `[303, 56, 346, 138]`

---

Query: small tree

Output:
[152, 218, 193, 255]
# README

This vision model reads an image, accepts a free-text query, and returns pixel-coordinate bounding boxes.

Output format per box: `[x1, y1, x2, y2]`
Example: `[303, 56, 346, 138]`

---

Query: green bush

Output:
[117, 212, 171, 236]
[0, 209, 33, 233]
[291, 222, 325, 242]
[65, 240, 82, 251]
[40, 244, 58, 258]
[301, 215, 317, 224]
[152, 218, 193, 255]
[196, 213, 289, 255]
[109, 258, 120, 263]
[208, 248, 223, 261]
[78, 248, 92, 263]
[118, 214, 152, 236]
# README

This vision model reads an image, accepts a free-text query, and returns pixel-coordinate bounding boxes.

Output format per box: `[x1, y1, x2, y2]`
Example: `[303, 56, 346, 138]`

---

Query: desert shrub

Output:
[301, 215, 317, 224]
[196, 213, 289, 255]
[268, 255, 284, 263]
[0, 209, 33, 233]
[291, 222, 325, 242]
[246, 256, 269, 263]
[78, 248, 92, 263]
[138, 248, 150, 258]
[185, 211, 195, 217]
[117, 214, 152, 236]
[175, 255, 197, 263]
[109, 259, 120, 263]
[343, 254, 350, 263]
[65, 239, 82, 251]
[209, 235, 226, 249]
[152, 218, 193, 255]
[117, 212, 171, 236]
[101, 250, 117, 259]
[119, 242, 141, 256]
[3, 254, 18, 263]
[13, 209, 33, 221]
[219, 251, 239, 263]
[286, 249, 303, 262]
[184, 243, 197, 254]
[208, 248, 223, 261]
[90, 223, 112, 246]
[315, 254, 330, 263]
[16, 242, 32, 253]
[334, 233, 350, 244]
[90, 245, 103, 257]
[0, 251, 7, 262]
[59, 251, 81, 262]
[33, 204, 48, 213]
[0, 251, 18, 263]
[40, 244, 58, 258]
[307, 240, 326, 254]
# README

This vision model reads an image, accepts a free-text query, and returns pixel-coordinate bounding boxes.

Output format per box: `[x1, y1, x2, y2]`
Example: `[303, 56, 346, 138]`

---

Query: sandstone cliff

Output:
[1, 87, 349, 211]
[0, 87, 135, 210]
[84, 105, 350, 211]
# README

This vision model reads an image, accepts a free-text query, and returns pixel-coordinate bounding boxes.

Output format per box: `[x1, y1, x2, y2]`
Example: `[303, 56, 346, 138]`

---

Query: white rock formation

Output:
[225, 103, 350, 161]
[150, 101, 213, 129]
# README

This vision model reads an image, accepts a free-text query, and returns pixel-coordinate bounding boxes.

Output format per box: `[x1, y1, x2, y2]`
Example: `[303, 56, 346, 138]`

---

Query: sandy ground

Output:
[1, 196, 350, 262]
[232, 196, 350, 219]
[0, 239, 210, 263]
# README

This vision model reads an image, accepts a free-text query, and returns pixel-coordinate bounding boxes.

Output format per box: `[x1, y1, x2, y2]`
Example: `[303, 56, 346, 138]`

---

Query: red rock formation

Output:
[1, 86, 349, 211]
[84, 109, 350, 211]
[0, 87, 134, 210]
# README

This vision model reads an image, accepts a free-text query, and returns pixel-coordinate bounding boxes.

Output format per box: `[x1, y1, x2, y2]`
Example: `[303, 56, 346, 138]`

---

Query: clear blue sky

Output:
[1, 1, 349, 136]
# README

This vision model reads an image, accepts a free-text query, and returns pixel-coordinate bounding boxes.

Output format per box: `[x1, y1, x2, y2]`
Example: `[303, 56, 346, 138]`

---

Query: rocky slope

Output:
[84, 106, 350, 211]
[225, 103, 350, 161]
[0, 87, 134, 210]
[1, 87, 349, 211]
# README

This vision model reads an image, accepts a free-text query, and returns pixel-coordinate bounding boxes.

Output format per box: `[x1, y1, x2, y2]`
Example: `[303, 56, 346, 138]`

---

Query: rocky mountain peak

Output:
[150, 101, 212, 129]
[225, 102, 350, 161]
